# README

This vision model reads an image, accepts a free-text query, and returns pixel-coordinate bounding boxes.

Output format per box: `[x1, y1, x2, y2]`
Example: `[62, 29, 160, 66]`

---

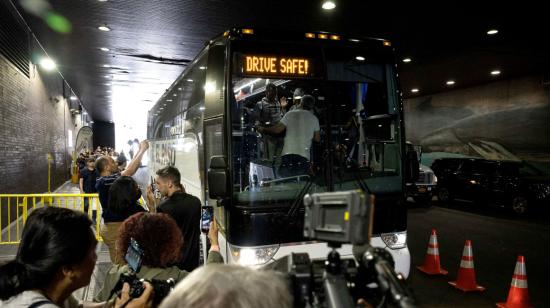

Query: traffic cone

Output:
[496, 255, 533, 308]
[448, 240, 485, 292]
[417, 229, 448, 275]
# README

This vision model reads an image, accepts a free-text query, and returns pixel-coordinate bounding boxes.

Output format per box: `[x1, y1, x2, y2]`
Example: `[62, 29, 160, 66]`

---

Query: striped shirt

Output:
[252, 97, 283, 126]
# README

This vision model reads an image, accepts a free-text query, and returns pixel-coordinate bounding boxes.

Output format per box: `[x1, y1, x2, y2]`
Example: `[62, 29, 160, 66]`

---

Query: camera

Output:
[111, 273, 176, 306]
[109, 238, 177, 305]
[303, 190, 373, 245]
[264, 190, 417, 308]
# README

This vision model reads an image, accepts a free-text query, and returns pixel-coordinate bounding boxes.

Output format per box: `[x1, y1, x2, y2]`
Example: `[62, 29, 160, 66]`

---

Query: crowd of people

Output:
[0, 138, 293, 308]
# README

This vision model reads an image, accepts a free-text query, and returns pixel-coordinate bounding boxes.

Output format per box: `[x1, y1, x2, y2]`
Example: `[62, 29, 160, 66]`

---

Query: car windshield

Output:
[230, 45, 402, 206]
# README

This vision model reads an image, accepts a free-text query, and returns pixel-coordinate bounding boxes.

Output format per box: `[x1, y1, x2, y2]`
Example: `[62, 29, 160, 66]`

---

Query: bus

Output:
[147, 28, 417, 276]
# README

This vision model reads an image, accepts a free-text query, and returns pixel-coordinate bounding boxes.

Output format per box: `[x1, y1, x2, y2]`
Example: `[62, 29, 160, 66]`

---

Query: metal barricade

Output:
[0, 194, 102, 244]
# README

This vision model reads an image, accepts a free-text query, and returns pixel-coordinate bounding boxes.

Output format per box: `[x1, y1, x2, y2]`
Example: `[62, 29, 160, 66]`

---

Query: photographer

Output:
[0, 207, 152, 308]
[94, 212, 222, 303]
[159, 264, 292, 308]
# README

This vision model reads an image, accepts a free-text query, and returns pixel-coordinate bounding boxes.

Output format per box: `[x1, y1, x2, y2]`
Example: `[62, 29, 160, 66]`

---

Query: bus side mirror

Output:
[208, 156, 229, 200]
[363, 114, 396, 143]
[405, 150, 420, 183]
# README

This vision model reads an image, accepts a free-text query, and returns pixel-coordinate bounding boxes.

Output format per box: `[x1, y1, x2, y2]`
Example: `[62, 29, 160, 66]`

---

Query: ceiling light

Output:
[98, 0, 108, 2]
[490, 70, 501, 76]
[199, 66, 206, 70]
[355, 56, 365, 61]
[173, 94, 177, 96]
[487, 29, 498, 35]
[99, 47, 109, 52]
[349, 38, 361, 42]
[98, 25, 111, 31]
[166, 99, 173, 102]
[187, 79, 193, 82]
[402, 58, 412, 63]
[322, 1, 336, 10]
[39, 58, 56, 71]
[177, 87, 182, 90]
[411, 88, 419, 93]
[102, 64, 110, 68]
[446, 80, 455, 85]
[70, 96, 77, 100]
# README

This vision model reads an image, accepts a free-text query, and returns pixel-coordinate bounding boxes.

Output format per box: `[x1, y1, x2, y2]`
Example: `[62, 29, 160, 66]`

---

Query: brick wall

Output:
[0, 54, 78, 193]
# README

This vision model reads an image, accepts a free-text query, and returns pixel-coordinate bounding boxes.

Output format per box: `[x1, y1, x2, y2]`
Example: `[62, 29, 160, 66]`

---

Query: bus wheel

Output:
[437, 187, 452, 203]
[511, 196, 528, 214]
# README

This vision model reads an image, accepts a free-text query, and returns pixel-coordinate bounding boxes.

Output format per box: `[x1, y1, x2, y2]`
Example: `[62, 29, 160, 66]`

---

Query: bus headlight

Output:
[229, 244, 280, 266]
[380, 231, 407, 250]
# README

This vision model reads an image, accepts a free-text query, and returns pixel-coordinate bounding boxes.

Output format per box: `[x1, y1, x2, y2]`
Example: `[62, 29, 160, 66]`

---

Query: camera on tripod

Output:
[264, 190, 417, 308]
[109, 238, 176, 305]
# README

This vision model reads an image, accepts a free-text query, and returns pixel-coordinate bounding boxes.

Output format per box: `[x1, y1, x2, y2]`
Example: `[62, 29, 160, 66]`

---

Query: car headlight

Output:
[380, 231, 407, 250]
[229, 244, 280, 266]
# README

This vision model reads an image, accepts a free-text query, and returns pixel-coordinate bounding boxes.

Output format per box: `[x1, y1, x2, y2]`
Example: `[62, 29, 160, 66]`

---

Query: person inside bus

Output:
[145, 166, 202, 272]
[95, 140, 149, 264]
[280, 87, 305, 113]
[0, 207, 153, 308]
[159, 264, 292, 308]
[257, 94, 320, 177]
[247, 82, 284, 163]
[94, 212, 223, 302]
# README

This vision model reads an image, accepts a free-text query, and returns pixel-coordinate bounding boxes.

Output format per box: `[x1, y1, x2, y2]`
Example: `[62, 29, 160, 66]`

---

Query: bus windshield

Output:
[230, 42, 402, 208]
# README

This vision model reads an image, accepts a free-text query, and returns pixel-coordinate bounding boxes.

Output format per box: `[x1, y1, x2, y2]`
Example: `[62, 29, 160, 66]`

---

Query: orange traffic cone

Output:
[449, 240, 485, 292]
[417, 229, 448, 275]
[497, 255, 533, 308]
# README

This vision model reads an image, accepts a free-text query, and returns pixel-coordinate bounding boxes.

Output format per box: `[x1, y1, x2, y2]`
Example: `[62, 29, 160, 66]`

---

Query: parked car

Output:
[407, 163, 437, 205]
[431, 158, 550, 214]
[406, 143, 437, 205]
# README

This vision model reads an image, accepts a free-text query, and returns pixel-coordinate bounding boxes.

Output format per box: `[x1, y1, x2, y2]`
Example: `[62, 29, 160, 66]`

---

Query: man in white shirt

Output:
[258, 94, 320, 177]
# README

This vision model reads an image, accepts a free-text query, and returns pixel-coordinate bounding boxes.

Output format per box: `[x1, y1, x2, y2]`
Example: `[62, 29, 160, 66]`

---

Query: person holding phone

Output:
[94, 212, 222, 303]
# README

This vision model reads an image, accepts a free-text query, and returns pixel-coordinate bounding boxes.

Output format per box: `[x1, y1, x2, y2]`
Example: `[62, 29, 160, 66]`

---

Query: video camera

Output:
[264, 190, 417, 308]
[109, 238, 176, 306]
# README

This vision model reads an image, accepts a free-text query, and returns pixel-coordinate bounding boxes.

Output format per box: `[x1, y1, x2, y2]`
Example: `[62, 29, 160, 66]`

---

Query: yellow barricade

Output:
[0, 194, 102, 244]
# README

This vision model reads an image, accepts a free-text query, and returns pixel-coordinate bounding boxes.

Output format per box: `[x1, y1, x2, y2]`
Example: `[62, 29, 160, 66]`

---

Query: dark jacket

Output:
[158, 191, 202, 272]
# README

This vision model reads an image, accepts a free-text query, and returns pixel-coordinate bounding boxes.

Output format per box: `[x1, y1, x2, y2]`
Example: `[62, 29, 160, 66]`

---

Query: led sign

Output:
[243, 55, 312, 77]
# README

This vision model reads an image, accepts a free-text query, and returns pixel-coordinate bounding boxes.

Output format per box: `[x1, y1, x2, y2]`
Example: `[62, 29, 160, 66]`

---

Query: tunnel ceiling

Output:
[14, 0, 550, 122]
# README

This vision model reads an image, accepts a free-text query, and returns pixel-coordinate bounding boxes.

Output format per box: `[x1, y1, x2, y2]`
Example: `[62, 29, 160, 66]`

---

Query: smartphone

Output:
[125, 237, 144, 273]
[201, 206, 214, 233]
[150, 176, 161, 199]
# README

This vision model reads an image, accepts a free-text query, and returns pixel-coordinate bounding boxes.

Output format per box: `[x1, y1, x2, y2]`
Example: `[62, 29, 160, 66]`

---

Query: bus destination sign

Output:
[242, 55, 313, 77]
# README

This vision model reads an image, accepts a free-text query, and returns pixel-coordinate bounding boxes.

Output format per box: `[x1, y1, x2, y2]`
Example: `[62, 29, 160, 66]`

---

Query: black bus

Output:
[147, 28, 412, 275]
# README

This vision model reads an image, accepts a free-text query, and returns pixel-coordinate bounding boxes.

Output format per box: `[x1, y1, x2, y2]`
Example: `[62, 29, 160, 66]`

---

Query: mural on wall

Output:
[76, 126, 93, 154]
[404, 76, 550, 165]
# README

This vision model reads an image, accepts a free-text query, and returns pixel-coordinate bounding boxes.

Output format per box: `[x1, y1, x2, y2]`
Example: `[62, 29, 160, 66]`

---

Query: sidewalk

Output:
[0, 181, 113, 302]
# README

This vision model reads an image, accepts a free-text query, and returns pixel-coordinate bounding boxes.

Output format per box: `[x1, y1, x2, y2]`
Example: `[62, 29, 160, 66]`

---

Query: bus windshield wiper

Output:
[286, 176, 314, 218]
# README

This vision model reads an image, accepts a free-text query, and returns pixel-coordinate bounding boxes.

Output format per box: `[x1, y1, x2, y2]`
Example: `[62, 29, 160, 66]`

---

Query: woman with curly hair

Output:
[94, 212, 222, 302]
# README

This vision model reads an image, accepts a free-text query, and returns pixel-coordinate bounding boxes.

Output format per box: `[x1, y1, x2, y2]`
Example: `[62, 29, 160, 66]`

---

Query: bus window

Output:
[230, 73, 400, 204]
